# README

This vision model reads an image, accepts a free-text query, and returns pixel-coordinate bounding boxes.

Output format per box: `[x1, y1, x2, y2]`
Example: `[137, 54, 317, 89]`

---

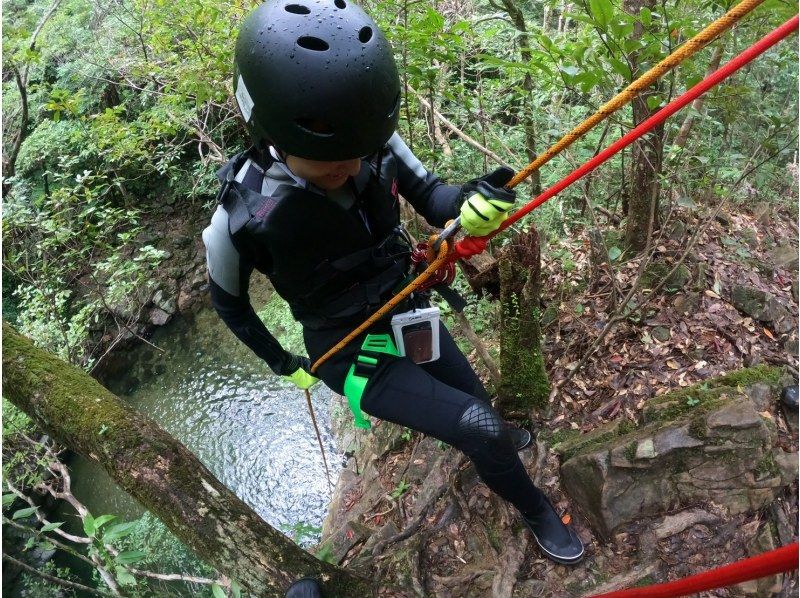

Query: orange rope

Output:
[310, 0, 765, 368]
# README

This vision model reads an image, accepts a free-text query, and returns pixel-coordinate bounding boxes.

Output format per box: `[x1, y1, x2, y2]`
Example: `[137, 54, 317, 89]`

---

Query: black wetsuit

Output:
[202, 134, 546, 517]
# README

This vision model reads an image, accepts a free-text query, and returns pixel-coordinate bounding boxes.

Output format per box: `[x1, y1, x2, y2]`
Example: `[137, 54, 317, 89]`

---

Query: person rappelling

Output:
[202, 0, 584, 570]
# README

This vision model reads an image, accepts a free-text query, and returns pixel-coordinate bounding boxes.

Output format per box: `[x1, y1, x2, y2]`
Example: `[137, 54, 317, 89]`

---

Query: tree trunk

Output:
[623, 0, 664, 252]
[1, 322, 373, 598]
[496, 229, 550, 416]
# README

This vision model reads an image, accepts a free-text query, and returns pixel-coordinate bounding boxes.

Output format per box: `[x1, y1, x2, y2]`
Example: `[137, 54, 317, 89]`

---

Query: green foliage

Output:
[281, 520, 323, 547]
[256, 292, 305, 355]
[390, 479, 411, 499]
[117, 511, 215, 583]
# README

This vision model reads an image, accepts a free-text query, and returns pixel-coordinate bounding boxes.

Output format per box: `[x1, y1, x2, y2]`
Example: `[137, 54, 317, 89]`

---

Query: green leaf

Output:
[608, 57, 631, 79]
[575, 303, 585, 315]
[231, 581, 242, 598]
[646, 95, 663, 111]
[589, 0, 614, 27]
[12, 507, 38, 520]
[103, 521, 138, 541]
[83, 514, 96, 537]
[3, 493, 16, 507]
[211, 584, 226, 598]
[93, 514, 117, 530]
[560, 65, 580, 77]
[676, 196, 697, 209]
[608, 247, 622, 261]
[115, 550, 148, 565]
[41, 521, 64, 532]
[115, 567, 137, 586]
[640, 7, 652, 26]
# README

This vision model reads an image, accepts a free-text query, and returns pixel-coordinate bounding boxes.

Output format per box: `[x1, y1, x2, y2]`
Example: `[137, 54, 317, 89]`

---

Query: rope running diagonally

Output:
[309, 0, 771, 372]
[506, 0, 765, 189]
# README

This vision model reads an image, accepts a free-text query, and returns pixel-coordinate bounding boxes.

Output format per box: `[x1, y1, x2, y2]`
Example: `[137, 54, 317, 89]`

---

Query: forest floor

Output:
[321, 199, 799, 597]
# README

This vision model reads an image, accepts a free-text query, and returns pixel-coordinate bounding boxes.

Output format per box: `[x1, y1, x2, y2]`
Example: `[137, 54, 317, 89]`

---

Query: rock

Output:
[177, 289, 195, 312]
[730, 285, 794, 334]
[558, 370, 797, 536]
[753, 201, 771, 225]
[785, 338, 799, 357]
[149, 307, 171, 326]
[635, 438, 656, 459]
[666, 220, 687, 241]
[769, 243, 798, 271]
[652, 327, 671, 342]
[715, 211, 732, 226]
[316, 520, 373, 565]
[642, 262, 692, 293]
[781, 385, 799, 409]
[136, 231, 158, 245]
[172, 236, 192, 249]
[735, 524, 783, 596]
[746, 383, 775, 412]
[672, 292, 700, 315]
[190, 271, 208, 291]
[740, 228, 759, 248]
[152, 289, 177, 315]
[654, 508, 718, 540]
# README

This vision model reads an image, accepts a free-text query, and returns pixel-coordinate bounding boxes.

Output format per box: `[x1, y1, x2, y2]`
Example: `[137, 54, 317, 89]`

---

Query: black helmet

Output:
[234, 0, 401, 161]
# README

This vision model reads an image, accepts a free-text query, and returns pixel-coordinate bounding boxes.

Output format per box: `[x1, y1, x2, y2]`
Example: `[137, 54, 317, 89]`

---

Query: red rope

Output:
[450, 15, 799, 262]
[589, 542, 798, 598]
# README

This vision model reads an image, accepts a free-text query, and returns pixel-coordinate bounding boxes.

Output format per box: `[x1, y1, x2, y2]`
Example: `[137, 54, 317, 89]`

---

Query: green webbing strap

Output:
[343, 334, 399, 429]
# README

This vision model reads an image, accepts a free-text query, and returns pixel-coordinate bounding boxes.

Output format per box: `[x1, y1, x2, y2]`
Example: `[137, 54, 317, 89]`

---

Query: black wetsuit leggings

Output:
[305, 320, 546, 516]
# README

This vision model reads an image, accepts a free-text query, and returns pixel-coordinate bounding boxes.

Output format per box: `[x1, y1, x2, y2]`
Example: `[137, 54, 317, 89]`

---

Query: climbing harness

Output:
[343, 334, 400, 429]
[589, 541, 798, 597]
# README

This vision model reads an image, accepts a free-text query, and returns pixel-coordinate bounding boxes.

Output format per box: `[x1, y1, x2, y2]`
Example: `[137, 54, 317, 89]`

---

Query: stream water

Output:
[66, 294, 339, 547]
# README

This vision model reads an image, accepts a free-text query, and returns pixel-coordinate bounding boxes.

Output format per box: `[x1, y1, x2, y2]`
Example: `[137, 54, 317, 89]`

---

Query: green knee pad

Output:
[343, 334, 399, 429]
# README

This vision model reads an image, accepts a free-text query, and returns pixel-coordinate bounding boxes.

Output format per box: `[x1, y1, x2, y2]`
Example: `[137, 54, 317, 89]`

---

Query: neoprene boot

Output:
[508, 426, 533, 451]
[521, 497, 584, 565]
[285, 577, 323, 598]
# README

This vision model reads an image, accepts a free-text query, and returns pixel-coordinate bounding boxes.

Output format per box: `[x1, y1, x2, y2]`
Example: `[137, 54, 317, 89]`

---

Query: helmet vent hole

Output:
[295, 118, 335, 137]
[285, 4, 311, 14]
[334, 0, 346, 8]
[297, 36, 329, 51]
[358, 26, 373, 43]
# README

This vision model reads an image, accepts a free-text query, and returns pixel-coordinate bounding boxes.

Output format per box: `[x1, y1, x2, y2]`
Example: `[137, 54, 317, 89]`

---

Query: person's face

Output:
[285, 155, 362, 190]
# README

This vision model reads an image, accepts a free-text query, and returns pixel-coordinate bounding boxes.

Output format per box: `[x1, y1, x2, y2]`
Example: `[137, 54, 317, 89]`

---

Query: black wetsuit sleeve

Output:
[203, 206, 299, 376]
[387, 133, 462, 228]
[209, 278, 299, 376]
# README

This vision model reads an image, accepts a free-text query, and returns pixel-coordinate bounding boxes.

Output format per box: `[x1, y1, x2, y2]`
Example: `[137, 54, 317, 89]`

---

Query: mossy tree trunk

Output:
[2, 322, 373, 598]
[496, 229, 550, 415]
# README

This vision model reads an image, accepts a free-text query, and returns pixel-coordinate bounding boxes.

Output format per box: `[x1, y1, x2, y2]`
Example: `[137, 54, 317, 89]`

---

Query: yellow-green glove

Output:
[459, 167, 516, 237]
[282, 356, 320, 390]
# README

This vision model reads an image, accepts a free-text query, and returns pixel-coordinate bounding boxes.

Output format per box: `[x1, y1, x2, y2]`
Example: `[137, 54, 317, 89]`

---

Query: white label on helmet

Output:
[235, 75, 254, 123]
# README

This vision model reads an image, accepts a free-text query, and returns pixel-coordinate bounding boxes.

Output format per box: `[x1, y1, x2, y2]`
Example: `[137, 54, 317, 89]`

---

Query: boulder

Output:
[152, 289, 177, 315]
[148, 307, 171, 326]
[556, 367, 796, 536]
[730, 285, 794, 334]
[769, 243, 798, 271]
[642, 262, 692, 293]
